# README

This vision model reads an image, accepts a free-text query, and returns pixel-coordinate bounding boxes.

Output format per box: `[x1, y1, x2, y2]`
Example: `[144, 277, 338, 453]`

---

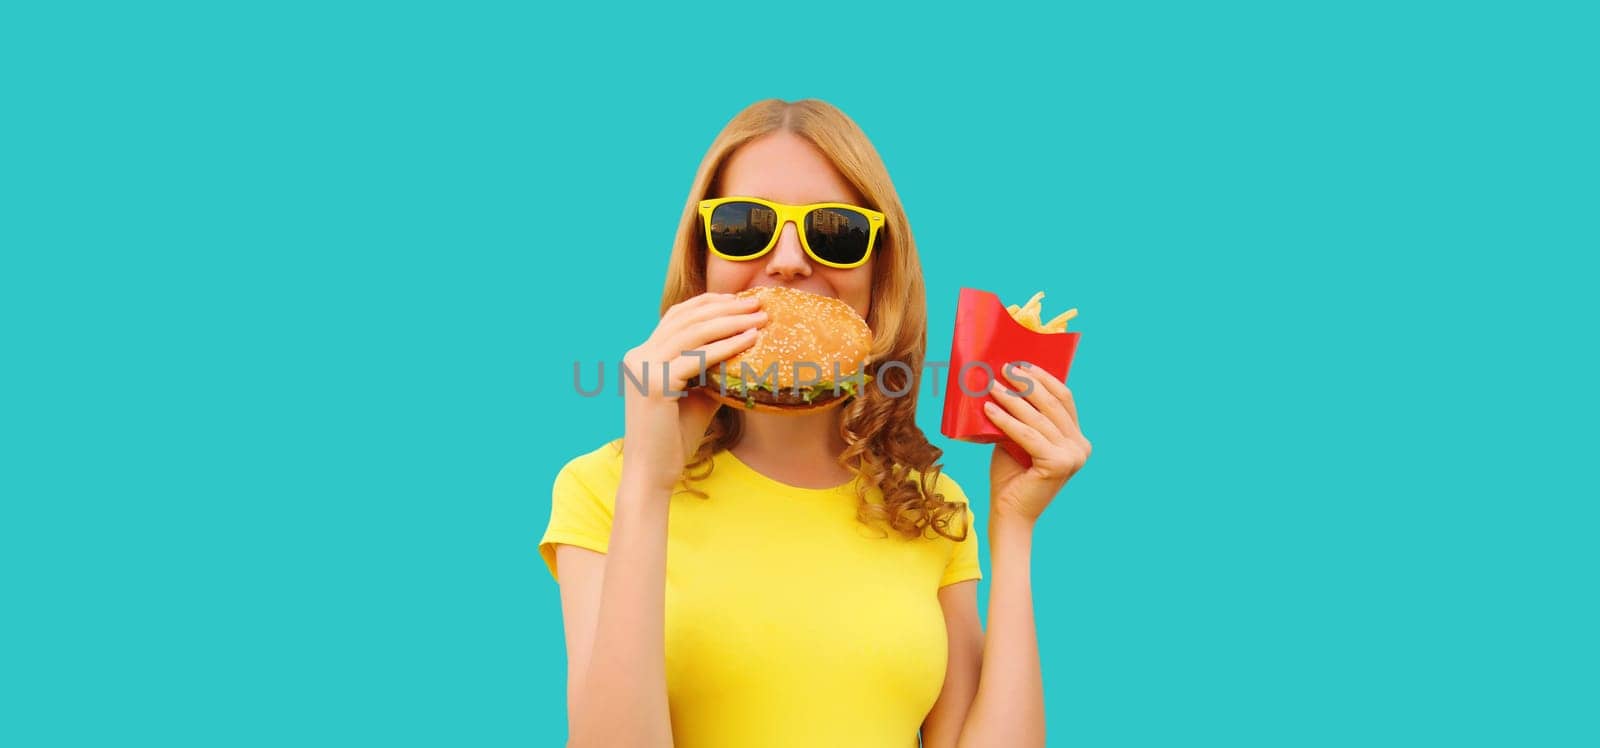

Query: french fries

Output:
[1006, 290, 1077, 333]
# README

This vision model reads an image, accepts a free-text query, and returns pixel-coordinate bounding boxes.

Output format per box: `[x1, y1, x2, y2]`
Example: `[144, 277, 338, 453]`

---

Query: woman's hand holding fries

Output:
[983, 364, 1092, 524]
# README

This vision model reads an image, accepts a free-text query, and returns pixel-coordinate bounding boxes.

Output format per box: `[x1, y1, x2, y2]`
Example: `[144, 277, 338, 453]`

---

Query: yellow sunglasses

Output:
[698, 196, 885, 269]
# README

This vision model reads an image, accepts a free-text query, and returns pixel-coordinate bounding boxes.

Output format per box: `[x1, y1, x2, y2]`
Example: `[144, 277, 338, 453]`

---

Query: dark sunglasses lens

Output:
[708, 202, 778, 257]
[804, 208, 873, 265]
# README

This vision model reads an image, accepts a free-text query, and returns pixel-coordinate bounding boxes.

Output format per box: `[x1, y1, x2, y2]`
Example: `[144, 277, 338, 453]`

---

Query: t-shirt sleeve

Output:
[538, 446, 620, 583]
[937, 474, 983, 588]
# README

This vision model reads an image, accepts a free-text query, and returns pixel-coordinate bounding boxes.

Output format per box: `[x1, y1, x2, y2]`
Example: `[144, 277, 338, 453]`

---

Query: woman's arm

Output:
[556, 469, 675, 748]
[920, 517, 1045, 748]
[952, 515, 1045, 747]
[554, 292, 765, 746]
[556, 466, 675, 748]
[930, 365, 1090, 747]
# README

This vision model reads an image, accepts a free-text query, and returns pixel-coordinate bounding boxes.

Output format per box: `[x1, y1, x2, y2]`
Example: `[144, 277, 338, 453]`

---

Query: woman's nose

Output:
[764, 222, 812, 279]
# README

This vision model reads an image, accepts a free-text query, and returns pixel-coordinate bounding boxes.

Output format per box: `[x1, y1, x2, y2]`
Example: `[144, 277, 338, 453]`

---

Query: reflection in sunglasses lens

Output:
[709, 202, 778, 257]
[804, 208, 872, 265]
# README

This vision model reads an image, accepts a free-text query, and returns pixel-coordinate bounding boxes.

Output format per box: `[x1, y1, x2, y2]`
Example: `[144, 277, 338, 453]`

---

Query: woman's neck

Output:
[730, 406, 854, 488]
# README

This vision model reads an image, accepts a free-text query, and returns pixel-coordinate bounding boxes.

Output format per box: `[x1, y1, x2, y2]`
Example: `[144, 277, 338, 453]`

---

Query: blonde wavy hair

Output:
[655, 98, 967, 543]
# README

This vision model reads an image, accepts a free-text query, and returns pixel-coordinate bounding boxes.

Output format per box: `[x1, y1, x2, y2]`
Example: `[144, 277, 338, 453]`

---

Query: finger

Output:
[1002, 365, 1076, 437]
[670, 309, 768, 356]
[664, 291, 727, 314]
[673, 294, 761, 327]
[663, 292, 739, 323]
[989, 378, 1064, 443]
[670, 327, 760, 384]
[982, 399, 1054, 459]
[1021, 366, 1079, 430]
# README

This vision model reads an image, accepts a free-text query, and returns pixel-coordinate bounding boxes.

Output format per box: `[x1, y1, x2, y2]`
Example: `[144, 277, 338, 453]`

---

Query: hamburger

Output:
[699, 286, 874, 413]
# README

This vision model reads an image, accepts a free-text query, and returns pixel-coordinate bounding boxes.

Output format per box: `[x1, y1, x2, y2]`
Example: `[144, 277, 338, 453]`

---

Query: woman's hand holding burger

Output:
[620, 292, 767, 493]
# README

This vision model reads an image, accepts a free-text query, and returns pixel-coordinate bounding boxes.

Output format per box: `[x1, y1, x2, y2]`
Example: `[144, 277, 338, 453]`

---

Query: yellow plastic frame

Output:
[698, 196, 885, 269]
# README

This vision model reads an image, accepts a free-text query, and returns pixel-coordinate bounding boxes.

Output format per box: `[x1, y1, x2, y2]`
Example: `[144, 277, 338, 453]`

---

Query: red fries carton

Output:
[940, 287, 1080, 468]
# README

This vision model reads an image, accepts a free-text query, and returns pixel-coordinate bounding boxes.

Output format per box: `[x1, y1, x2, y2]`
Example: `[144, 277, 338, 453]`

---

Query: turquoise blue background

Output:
[4, 1, 1595, 745]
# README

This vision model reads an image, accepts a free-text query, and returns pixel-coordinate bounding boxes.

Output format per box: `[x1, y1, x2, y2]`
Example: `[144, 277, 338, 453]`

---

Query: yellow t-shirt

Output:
[538, 439, 983, 748]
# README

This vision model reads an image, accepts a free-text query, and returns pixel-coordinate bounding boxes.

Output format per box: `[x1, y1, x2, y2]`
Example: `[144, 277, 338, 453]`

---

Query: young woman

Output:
[539, 99, 1091, 748]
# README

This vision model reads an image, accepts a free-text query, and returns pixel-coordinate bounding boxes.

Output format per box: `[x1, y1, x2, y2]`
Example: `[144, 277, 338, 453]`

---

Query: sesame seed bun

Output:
[698, 286, 873, 414]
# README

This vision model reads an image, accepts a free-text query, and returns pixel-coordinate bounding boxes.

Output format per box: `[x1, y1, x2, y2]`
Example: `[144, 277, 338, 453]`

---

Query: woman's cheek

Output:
[704, 257, 749, 294]
[827, 266, 874, 319]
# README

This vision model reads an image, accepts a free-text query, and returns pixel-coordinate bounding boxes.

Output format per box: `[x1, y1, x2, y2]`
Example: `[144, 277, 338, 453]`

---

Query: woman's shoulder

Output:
[555, 437, 626, 486]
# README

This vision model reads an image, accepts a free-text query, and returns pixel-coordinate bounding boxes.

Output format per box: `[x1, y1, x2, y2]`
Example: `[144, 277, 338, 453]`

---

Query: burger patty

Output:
[705, 375, 851, 406]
